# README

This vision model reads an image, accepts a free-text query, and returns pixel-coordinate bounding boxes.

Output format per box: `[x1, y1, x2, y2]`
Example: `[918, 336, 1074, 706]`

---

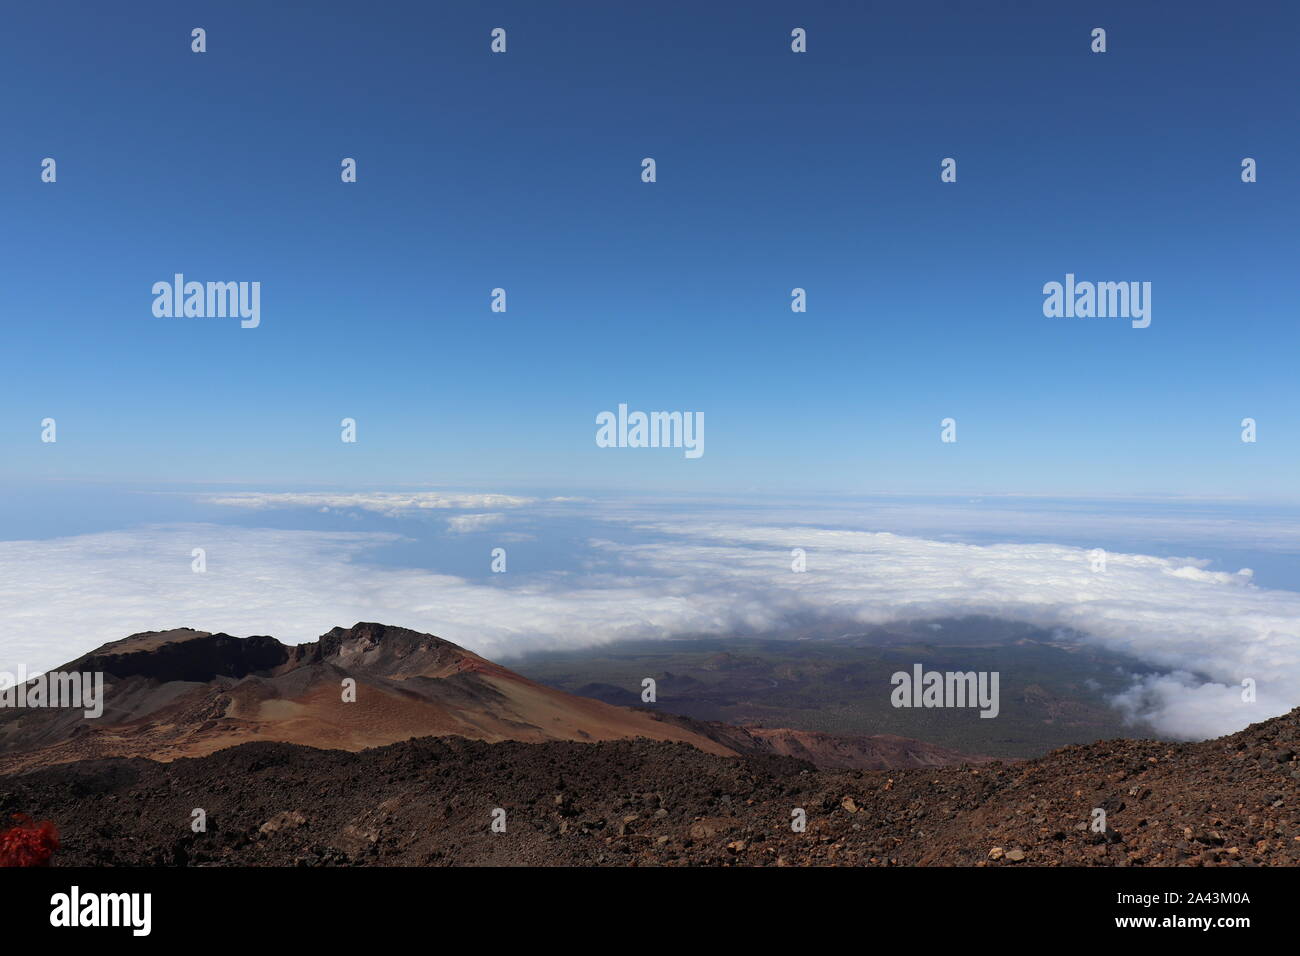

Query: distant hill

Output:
[514, 620, 1161, 758]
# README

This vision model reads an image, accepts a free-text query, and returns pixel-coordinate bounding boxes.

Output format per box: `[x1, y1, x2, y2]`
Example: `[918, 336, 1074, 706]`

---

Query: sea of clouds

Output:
[1, 490, 1297, 741]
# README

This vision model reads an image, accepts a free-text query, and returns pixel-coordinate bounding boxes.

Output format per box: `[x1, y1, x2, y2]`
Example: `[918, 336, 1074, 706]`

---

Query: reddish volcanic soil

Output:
[2, 706, 1296, 867]
[0, 624, 737, 772]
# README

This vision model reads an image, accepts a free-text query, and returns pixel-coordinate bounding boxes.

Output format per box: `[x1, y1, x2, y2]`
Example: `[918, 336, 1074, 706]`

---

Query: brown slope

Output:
[723, 726, 994, 770]
[642, 709, 994, 769]
[0, 623, 736, 772]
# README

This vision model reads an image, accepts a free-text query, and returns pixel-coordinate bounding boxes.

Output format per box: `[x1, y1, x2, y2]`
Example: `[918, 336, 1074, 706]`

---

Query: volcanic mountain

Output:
[0, 623, 981, 773]
[0, 624, 736, 771]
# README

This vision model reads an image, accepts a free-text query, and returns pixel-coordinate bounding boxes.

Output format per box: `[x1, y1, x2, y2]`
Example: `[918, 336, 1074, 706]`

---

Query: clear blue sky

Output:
[2, 0, 1296, 497]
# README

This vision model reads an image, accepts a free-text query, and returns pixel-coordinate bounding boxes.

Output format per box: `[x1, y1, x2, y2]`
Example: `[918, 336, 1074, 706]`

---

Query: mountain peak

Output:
[290, 622, 486, 679]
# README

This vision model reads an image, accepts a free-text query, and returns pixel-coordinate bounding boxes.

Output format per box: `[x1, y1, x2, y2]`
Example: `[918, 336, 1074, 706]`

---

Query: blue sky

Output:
[2, 0, 1297, 497]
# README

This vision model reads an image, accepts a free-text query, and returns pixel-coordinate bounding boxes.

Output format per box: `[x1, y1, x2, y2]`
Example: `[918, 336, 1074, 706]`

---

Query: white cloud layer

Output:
[1, 513, 1296, 741]
[445, 513, 508, 533]
[198, 491, 536, 517]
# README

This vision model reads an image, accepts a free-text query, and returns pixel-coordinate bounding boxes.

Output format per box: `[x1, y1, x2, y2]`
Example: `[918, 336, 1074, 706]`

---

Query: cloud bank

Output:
[1, 509, 1296, 741]
[445, 513, 508, 533]
[198, 491, 536, 517]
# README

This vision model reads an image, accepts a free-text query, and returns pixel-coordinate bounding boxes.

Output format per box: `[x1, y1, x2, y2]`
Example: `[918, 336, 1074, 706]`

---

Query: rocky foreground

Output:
[3, 705, 1297, 867]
